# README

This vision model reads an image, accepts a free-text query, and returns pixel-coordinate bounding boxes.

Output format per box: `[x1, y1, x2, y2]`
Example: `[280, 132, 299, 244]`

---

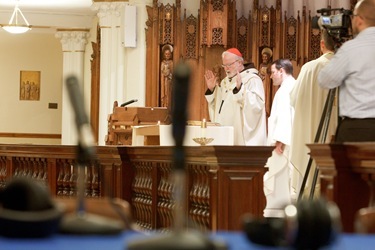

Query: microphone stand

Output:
[127, 63, 226, 250]
[59, 75, 124, 235]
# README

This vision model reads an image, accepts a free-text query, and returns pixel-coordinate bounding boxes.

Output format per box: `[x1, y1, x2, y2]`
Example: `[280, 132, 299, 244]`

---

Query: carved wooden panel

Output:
[184, 15, 199, 59]
[226, 0, 236, 48]
[157, 162, 173, 230]
[119, 146, 272, 231]
[207, 0, 228, 47]
[132, 161, 154, 231]
[259, 6, 276, 48]
[237, 16, 249, 59]
[285, 16, 298, 61]
[0, 145, 122, 200]
[309, 28, 322, 61]
[219, 168, 265, 230]
[188, 164, 211, 231]
[199, 1, 208, 46]
[159, 3, 174, 45]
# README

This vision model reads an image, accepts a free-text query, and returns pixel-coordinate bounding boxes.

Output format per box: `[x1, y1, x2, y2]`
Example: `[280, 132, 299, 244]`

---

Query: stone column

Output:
[56, 30, 90, 145]
[93, 0, 152, 145]
[93, 1, 125, 145]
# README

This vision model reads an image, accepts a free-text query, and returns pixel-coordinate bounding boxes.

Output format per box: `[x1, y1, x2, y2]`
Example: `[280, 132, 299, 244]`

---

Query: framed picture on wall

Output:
[20, 70, 41, 101]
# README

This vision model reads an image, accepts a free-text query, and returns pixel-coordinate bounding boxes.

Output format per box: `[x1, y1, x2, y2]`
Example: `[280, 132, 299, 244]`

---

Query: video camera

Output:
[312, 8, 353, 44]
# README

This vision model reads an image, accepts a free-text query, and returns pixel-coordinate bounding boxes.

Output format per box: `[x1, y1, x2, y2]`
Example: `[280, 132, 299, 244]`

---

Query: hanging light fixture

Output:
[2, 1, 32, 34]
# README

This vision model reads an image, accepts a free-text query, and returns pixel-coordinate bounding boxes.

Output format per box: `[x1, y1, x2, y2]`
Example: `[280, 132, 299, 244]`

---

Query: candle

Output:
[202, 118, 207, 128]
[201, 118, 207, 138]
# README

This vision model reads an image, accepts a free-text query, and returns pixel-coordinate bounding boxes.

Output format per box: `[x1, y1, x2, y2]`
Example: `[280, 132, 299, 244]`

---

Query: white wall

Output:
[0, 31, 63, 144]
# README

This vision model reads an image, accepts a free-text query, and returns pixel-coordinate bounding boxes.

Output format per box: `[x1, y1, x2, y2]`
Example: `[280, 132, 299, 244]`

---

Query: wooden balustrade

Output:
[0, 144, 122, 198]
[118, 145, 272, 231]
[308, 142, 375, 233]
[0, 144, 272, 232]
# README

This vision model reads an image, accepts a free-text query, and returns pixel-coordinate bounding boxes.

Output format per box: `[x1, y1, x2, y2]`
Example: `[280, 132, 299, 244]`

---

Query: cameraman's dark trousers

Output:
[335, 117, 375, 143]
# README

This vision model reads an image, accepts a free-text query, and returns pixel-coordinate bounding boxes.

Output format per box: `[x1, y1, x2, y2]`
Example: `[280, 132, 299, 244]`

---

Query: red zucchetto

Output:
[226, 48, 243, 58]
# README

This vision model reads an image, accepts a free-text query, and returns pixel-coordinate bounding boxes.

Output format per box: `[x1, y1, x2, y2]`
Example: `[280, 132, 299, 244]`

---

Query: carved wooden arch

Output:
[144, 0, 356, 121]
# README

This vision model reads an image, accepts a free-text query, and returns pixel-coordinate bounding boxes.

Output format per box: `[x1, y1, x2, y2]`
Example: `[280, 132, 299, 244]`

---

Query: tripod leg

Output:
[309, 167, 319, 200]
[298, 158, 313, 201]
[298, 88, 336, 201]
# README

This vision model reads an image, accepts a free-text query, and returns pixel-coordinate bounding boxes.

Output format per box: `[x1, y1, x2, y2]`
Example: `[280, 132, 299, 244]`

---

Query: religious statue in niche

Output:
[20, 71, 41, 101]
[160, 44, 173, 109]
[258, 47, 273, 117]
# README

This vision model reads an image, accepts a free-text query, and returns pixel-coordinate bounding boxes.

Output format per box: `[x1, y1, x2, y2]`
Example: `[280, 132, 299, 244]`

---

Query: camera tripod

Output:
[297, 87, 338, 201]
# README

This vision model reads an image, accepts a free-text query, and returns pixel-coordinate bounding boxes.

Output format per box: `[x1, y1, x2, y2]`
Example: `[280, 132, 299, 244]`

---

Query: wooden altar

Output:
[0, 144, 272, 232]
[118, 145, 272, 231]
[308, 143, 375, 233]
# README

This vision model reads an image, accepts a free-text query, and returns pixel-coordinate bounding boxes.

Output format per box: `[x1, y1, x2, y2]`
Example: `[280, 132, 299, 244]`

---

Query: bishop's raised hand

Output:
[204, 69, 218, 92]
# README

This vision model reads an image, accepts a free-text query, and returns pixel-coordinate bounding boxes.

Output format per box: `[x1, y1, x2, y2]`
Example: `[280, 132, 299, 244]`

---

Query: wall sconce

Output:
[2, 2, 32, 34]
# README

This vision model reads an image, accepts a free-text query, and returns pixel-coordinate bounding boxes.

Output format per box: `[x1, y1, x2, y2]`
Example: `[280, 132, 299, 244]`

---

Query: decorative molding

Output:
[0, 133, 61, 139]
[55, 31, 90, 51]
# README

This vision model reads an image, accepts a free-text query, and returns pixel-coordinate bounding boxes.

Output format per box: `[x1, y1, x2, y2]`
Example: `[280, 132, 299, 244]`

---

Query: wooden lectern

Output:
[105, 102, 171, 145]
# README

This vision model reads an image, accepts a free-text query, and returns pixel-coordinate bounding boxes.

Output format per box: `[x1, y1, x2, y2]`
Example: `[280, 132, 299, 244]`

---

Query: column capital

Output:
[92, 1, 126, 28]
[129, 0, 152, 5]
[55, 30, 90, 52]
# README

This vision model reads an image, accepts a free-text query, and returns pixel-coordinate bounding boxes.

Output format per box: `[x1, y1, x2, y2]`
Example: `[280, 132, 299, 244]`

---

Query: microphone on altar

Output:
[120, 99, 138, 107]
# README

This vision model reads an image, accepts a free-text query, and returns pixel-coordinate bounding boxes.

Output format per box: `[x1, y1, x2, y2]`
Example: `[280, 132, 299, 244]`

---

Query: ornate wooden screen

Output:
[145, 0, 341, 121]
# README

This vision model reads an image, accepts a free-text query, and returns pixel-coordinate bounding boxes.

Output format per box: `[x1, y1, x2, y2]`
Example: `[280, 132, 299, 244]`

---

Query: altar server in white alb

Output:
[263, 59, 295, 218]
[204, 48, 267, 145]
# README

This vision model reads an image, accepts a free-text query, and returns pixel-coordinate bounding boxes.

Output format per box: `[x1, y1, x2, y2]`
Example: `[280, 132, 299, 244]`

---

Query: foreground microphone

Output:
[127, 62, 226, 250]
[65, 75, 96, 164]
[171, 62, 190, 170]
[61, 75, 124, 235]
[243, 198, 341, 249]
[120, 99, 138, 107]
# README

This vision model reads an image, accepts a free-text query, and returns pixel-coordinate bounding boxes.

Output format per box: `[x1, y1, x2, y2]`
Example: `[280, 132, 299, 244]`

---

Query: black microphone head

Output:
[65, 75, 90, 128]
[171, 61, 191, 147]
[120, 99, 138, 107]
[65, 75, 96, 164]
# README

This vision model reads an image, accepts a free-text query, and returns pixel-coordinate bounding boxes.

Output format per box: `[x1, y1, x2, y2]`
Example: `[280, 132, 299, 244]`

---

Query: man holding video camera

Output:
[318, 0, 375, 142]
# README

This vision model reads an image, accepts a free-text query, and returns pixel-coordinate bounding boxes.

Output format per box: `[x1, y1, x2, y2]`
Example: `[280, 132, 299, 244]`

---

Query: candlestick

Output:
[201, 119, 207, 138]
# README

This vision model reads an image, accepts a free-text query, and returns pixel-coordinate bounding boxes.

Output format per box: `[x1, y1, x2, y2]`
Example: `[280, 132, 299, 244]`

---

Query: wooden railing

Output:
[0, 144, 122, 198]
[308, 142, 375, 232]
[0, 144, 273, 231]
